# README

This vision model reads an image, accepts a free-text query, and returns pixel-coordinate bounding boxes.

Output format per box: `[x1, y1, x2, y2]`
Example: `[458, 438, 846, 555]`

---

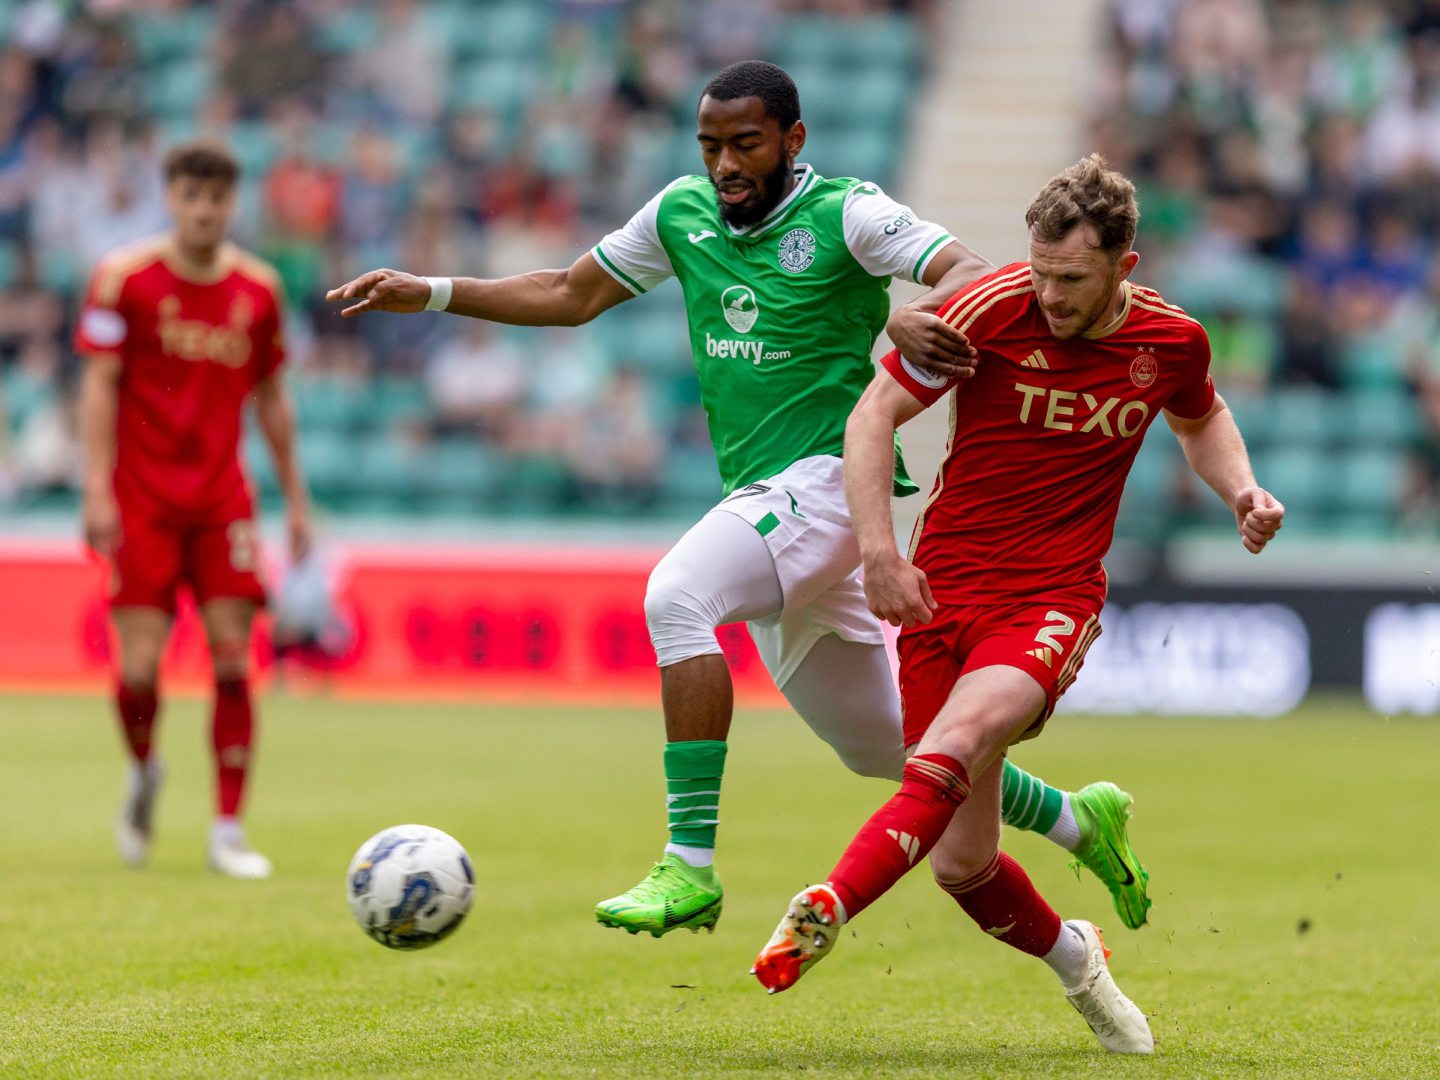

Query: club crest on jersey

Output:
[777, 227, 817, 273]
[720, 285, 759, 333]
[1130, 350, 1157, 388]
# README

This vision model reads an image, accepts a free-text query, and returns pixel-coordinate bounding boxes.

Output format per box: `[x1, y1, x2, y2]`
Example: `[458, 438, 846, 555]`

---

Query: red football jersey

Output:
[74, 236, 285, 516]
[883, 262, 1214, 606]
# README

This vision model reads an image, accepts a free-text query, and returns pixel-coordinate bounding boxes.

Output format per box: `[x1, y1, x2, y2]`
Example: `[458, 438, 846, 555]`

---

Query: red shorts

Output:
[897, 598, 1103, 747]
[110, 500, 266, 613]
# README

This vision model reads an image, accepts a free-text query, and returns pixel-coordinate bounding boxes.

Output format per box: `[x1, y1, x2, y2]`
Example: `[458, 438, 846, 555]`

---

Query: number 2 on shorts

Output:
[1034, 610, 1075, 656]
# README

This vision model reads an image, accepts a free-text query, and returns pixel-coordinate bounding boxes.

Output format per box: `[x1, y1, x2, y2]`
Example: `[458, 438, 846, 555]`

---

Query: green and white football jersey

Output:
[592, 164, 954, 496]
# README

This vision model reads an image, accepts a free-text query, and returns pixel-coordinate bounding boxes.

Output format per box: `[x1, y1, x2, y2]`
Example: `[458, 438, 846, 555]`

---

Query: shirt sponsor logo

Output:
[1013, 382, 1152, 438]
[720, 284, 759, 333]
[80, 307, 127, 348]
[703, 332, 791, 365]
[777, 227, 817, 273]
[157, 294, 255, 368]
[883, 209, 916, 236]
[1130, 350, 1157, 388]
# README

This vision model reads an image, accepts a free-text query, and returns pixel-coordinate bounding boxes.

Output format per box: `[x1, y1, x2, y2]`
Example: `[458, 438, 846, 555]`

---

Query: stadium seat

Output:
[1332, 446, 1408, 518]
[492, 455, 572, 515]
[659, 448, 722, 514]
[0, 240, 18, 288]
[312, 8, 377, 54]
[128, 8, 214, 66]
[1341, 339, 1407, 391]
[769, 16, 852, 71]
[298, 430, 360, 503]
[1268, 386, 1341, 448]
[228, 121, 277, 178]
[416, 440, 503, 507]
[145, 60, 214, 124]
[1252, 446, 1331, 523]
[1338, 387, 1424, 447]
[840, 70, 911, 130]
[368, 377, 432, 428]
[450, 3, 550, 61]
[847, 15, 919, 71]
[292, 378, 372, 433]
[449, 60, 540, 128]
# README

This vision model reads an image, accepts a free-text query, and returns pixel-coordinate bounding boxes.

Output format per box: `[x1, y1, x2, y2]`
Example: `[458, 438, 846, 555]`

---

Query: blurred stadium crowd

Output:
[1096, 0, 1440, 537]
[0, 0, 1434, 538]
[0, 0, 924, 520]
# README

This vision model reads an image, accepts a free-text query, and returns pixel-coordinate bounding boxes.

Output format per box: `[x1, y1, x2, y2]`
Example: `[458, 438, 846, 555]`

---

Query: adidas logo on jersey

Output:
[886, 829, 921, 865]
[1021, 350, 1050, 369]
[1025, 646, 1055, 667]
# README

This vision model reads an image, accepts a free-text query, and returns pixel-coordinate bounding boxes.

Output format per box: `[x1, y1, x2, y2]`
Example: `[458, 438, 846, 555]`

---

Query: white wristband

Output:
[423, 276, 453, 312]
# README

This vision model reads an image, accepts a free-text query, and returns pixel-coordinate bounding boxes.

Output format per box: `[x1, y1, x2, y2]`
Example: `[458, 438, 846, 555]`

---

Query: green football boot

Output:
[1070, 782, 1152, 929]
[595, 854, 724, 937]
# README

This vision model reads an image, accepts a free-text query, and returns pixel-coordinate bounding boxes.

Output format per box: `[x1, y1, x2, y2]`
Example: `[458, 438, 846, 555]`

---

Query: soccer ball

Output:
[346, 824, 475, 950]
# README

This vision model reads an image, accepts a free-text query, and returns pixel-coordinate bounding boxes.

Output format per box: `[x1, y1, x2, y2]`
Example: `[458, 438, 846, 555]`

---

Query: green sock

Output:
[1000, 760, 1065, 834]
[663, 740, 727, 851]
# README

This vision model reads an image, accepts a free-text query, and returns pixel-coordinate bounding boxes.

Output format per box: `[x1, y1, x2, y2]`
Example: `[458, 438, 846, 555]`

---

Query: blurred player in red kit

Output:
[751, 155, 1284, 1053]
[76, 141, 311, 878]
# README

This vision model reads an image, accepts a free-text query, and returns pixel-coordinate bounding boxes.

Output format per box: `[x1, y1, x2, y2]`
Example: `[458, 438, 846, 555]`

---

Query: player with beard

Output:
[326, 62, 1152, 937]
[750, 156, 1284, 1053]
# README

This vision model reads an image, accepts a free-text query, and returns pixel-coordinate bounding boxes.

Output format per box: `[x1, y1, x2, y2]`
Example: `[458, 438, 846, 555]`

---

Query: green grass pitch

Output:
[2, 691, 1436, 1078]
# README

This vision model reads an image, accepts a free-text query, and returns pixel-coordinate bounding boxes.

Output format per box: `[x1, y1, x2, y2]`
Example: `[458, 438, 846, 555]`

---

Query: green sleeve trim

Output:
[592, 245, 647, 295]
[912, 234, 956, 284]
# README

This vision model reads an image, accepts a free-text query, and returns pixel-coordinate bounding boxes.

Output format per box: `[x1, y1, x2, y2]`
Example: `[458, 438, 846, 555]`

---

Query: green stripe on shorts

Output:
[755, 512, 780, 537]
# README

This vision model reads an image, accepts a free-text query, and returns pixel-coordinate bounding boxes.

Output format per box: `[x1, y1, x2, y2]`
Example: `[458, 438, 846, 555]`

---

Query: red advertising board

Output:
[0, 538, 785, 704]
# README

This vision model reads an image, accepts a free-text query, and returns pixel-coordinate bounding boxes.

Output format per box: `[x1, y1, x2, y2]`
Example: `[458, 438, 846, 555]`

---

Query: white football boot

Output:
[1063, 919, 1155, 1054]
[115, 757, 165, 868]
[751, 884, 848, 994]
[207, 821, 273, 879]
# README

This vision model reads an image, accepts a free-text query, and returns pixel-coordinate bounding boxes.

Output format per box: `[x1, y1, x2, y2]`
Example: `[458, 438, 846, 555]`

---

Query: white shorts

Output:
[712, 455, 886, 687]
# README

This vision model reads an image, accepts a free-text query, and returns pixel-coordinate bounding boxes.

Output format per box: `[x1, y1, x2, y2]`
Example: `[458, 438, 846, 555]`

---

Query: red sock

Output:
[115, 682, 158, 763]
[938, 850, 1062, 957]
[212, 677, 254, 818]
[828, 754, 970, 919]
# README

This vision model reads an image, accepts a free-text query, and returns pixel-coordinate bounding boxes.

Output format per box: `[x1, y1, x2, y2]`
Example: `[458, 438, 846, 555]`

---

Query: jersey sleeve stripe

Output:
[939, 266, 1032, 330]
[952, 285, 1035, 334]
[592, 245, 647, 296]
[1129, 284, 1196, 320]
[1130, 298, 1199, 325]
[911, 234, 956, 282]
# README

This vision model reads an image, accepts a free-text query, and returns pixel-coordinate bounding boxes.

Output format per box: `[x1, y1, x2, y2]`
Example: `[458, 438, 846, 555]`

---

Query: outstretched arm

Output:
[845, 371, 934, 627]
[326, 250, 636, 327]
[885, 240, 994, 381]
[1166, 394, 1284, 553]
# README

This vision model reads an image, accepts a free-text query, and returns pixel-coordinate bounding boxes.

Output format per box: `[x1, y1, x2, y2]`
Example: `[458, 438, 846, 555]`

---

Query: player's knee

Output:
[209, 638, 250, 681]
[929, 842, 999, 890]
[118, 663, 159, 694]
[831, 739, 906, 780]
[644, 565, 724, 667]
[118, 643, 163, 691]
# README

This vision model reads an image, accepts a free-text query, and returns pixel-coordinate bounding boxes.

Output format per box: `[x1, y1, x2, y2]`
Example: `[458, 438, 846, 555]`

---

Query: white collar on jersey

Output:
[723, 163, 817, 238]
